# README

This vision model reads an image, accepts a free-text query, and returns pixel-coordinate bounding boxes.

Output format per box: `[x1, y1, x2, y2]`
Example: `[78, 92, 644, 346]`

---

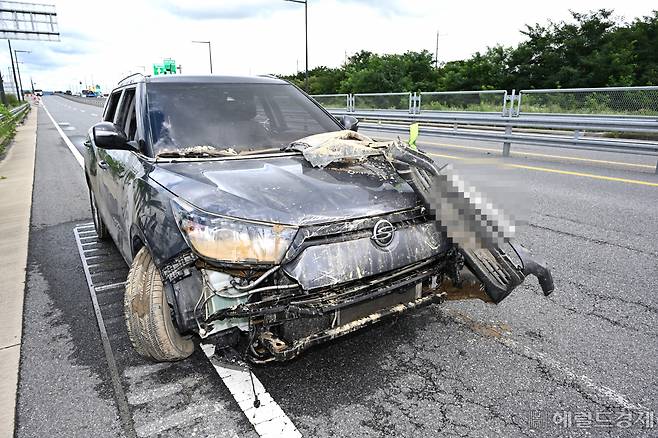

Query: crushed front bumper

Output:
[259, 290, 446, 361]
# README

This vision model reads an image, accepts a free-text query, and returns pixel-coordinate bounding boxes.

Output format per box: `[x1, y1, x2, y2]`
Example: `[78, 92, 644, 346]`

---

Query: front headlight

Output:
[171, 198, 297, 264]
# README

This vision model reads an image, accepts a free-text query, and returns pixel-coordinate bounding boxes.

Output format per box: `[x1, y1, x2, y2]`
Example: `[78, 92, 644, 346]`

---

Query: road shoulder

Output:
[0, 106, 36, 438]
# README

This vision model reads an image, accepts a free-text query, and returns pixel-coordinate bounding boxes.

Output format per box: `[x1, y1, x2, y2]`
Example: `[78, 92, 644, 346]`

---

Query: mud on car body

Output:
[84, 74, 553, 363]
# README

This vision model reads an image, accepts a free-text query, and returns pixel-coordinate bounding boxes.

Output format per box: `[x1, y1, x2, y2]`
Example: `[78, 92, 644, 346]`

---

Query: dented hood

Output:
[150, 154, 419, 226]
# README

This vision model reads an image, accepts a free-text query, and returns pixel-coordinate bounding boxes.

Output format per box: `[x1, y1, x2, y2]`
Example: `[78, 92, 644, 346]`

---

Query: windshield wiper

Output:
[157, 147, 299, 159]
[241, 147, 294, 155]
[156, 149, 238, 159]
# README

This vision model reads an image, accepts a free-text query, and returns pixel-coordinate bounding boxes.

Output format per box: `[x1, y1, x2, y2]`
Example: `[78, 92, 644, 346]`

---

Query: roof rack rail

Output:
[117, 72, 148, 87]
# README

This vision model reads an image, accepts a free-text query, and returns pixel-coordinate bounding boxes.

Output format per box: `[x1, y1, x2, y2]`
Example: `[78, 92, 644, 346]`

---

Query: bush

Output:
[0, 103, 18, 156]
[4, 94, 20, 108]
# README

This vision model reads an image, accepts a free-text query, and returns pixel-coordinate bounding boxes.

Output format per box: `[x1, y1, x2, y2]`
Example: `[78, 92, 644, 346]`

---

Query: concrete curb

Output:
[0, 105, 37, 438]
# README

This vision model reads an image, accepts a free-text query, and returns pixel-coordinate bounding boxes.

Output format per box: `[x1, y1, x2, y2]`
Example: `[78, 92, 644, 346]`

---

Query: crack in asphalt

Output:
[442, 309, 648, 416]
[545, 279, 658, 336]
[528, 223, 658, 259]
[538, 212, 651, 240]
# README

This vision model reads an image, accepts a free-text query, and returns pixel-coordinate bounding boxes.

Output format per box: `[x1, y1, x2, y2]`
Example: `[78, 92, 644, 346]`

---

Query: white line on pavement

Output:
[202, 344, 302, 437]
[41, 102, 84, 167]
[46, 98, 299, 438]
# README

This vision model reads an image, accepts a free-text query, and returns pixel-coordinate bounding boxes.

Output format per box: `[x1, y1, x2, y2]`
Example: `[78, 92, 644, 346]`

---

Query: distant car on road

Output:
[34, 89, 43, 97]
[85, 75, 553, 362]
[65, 90, 72, 95]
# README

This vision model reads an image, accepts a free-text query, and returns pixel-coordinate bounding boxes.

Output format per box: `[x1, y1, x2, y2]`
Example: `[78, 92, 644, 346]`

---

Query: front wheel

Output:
[124, 247, 194, 361]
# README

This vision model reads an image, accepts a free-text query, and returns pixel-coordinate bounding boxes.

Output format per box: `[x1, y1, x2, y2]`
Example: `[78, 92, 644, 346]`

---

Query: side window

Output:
[114, 88, 136, 136]
[103, 91, 121, 122]
[127, 100, 138, 140]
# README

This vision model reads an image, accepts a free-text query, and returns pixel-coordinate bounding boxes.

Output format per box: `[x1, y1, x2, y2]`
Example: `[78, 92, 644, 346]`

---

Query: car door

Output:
[98, 87, 136, 246]
[91, 89, 123, 239]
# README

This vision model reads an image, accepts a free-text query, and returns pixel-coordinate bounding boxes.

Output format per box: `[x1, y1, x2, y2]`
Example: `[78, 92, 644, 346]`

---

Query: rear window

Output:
[146, 82, 339, 155]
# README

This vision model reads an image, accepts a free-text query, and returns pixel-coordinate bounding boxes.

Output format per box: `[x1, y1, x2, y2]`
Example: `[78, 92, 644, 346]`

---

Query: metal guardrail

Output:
[0, 102, 30, 122]
[312, 87, 658, 173]
[57, 94, 107, 108]
[328, 108, 658, 172]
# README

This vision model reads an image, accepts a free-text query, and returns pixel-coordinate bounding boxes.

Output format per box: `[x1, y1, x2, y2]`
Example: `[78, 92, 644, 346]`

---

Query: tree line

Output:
[279, 10, 658, 94]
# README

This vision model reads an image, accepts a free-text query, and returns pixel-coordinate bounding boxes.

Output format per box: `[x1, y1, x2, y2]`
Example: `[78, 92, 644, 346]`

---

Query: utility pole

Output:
[284, 0, 308, 91]
[192, 40, 213, 74]
[14, 50, 30, 101]
[0, 72, 7, 106]
[8, 40, 20, 100]
[434, 29, 447, 68]
[435, 30, 439, 68]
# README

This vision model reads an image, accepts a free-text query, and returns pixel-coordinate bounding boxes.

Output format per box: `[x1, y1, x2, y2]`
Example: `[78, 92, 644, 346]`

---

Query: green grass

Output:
[0, 103, 25, 158]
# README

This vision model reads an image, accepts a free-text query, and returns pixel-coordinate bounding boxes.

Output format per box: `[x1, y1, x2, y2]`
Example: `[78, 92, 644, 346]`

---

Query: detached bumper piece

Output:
[389, 142, 555, 303]
[258, 291, 446, 361]
[460, 244, 553, 303]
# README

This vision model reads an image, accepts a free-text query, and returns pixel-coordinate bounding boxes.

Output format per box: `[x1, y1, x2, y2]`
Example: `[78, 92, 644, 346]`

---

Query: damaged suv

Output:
[84, 75, 553, 363]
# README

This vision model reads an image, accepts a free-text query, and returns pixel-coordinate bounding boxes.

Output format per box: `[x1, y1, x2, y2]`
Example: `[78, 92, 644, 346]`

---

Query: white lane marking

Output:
[202, 344, 302, 437]
[41, 102, 84, 167]
[447, 310, 647, 414]
[53, 97, 298, 438]
[91, 113, 99, 117]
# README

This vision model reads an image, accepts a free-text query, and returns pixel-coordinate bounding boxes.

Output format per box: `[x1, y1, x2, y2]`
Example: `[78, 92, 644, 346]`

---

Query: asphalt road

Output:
[15, 95, 658, 437]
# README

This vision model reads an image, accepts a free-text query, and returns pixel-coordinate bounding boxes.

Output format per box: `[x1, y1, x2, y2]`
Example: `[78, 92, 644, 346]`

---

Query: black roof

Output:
[116, 74, 287, 88]
[147, 74, 286, 84]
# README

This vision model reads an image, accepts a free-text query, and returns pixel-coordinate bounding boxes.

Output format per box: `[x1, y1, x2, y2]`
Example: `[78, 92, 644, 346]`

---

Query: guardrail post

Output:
[502, 91, 508, 116]
[503, 124, 512, 157]
[409, 93, 414, 114]
[416, 93, 422, 114]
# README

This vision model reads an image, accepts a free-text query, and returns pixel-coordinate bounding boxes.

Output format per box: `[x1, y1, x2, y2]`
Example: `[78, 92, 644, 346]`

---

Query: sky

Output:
[0, 0, 655, 92]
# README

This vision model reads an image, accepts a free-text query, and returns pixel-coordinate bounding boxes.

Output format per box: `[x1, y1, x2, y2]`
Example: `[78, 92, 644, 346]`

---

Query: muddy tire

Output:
[124, 247, 194, 362]
[89, 188, 109, 241]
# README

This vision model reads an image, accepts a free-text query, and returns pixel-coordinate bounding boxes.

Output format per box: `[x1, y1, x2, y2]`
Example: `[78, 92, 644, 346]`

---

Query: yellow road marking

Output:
[373, 133, 656, 169]
[378, 136, 657, 186]
[428, 152, 463, 160]
[507, 164, 658, 187]
[421, 140, 656, 169]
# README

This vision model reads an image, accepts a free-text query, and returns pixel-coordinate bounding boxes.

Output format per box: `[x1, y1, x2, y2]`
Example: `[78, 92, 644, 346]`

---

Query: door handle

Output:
[98, 160, 109, 170]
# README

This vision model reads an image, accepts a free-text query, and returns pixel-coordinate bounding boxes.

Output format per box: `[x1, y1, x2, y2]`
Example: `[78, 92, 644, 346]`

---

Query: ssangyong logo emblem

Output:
[371, 219, 395, 248]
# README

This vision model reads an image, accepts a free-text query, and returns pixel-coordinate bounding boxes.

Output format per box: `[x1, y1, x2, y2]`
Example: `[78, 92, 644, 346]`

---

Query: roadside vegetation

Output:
[0, 101, 29, 157]
[280, 10, 658, 114]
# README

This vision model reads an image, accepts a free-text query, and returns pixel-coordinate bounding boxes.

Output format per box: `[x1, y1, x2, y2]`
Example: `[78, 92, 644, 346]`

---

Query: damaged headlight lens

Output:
[171, 198, 297, 264]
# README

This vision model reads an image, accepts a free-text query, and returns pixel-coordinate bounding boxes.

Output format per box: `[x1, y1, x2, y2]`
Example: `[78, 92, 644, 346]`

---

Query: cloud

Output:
[158, 0, 412, 20]
[159, 0, 287, 20]
[340, 0, 413, 17]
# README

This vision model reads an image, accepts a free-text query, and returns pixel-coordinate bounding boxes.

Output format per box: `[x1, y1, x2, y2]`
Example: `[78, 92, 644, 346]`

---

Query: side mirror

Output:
[339, 115, 359, 132]
[93, 122, 136, 151]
